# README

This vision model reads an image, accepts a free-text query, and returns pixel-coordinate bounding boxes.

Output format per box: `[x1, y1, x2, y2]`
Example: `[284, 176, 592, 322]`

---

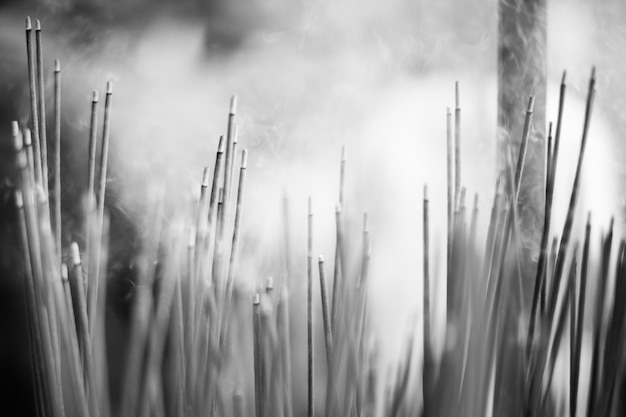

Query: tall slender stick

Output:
[60, 262, 90, 417]
[53, 60, 61, 259]
[70, 243, 99, 417]
[213, 101, 236, 303]
[253, 293, 264, 417]
[307, 197, 315, 417]
[571, 214, 590, 417]
[90, 82, 113, 338]
[318, 255, 333, 367]
[446, 107, 454, 314]
[35, 20, 48, 195]
[221, 150, 248, 348]
[222, 96, 238, 225]
[422, 183, 433, 416]
[277, 286, 293, 417]
[26, 17, 42, 186]
[331, 203, 344, 332]
[422, 184, 431, 353]
[454, 82, 461, 210]
[85, 90, 99, 267]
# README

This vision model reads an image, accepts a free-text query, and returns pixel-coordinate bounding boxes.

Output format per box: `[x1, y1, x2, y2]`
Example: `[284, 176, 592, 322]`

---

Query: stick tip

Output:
[14, 190, 23, 208]
[229, 95, 238, 115]
[70, 242, 81, 265]
[253, 292, 260, 305]
[455, 81, 460, 108]
[23, 129, 32, 146]
[423, 183, 428, 200]
[308, 196, 312, 215]
[266, 277, 274, 291]
[35, 19, 41, 31]
[61, 264, 69, 282]
[318, 254, 324, 263]
[446, 106, 451, 115]
[106, 81, 113, 94]
[473, 193, 479, 209]
[54, 59, 60, 72]
[201, 166, 211, 187]
[527, 96, 535, 112]
[587, 212, 591, 226]
[241, 149, 248, 168]
[36, 185, 48, 204]
[548, 121, 553, 137]
[591, 66, 597, 81]
[11, 122, 23, 150]
[217, 135, 225, 153]
[26, 17, 31, 30]
[218, 187, 224, 203]
[561, 70, 567, 84]
[341, 145, 347, 162]
[335, 202, 342, 214]
[363, 212, 369, 232]
[92, 91, 99, 102]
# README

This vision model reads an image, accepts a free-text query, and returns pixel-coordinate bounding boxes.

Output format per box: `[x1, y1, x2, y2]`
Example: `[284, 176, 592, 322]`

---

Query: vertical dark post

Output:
[497, 0, 547, 416]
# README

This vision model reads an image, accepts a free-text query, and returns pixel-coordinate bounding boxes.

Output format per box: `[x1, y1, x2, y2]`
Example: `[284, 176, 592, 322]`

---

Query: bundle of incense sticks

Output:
[10, 16, 626, 417]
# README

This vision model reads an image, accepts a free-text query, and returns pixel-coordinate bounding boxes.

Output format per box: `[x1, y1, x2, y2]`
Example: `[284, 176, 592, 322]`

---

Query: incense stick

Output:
[318, 255, 333, 368]
[25, 17, 42, 186]
[35, 20, 48, 195]
[53, 59, 61, 259]
[422, 184, 433, 416]
[454, 82, 461, 211]
[331, 203, 344, 332]
[277, 286, 293, 417]
[253, 293, 264, 417]
[446, 107, 454, 289]
[220, 150, 248, 350]
[570, 216, 590, 417]
[307, 196, 315, 417]
[90, 82, 112, 339]
[70, 243, 99, 417]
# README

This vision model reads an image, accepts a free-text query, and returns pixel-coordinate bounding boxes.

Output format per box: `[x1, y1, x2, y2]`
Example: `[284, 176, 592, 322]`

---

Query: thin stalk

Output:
[53, 60, 61, 259]
[318, 255, 333, 367]
[253, 294, 264, 417]
[35, 20, 48, 194]
[25, 17, 42, 186]
[90, 82, 113, 339]
[307, 197, 315, 417]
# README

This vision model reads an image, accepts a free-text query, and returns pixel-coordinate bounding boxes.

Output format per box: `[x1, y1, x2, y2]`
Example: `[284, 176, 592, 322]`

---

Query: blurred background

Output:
[1, 0, 626, 414]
